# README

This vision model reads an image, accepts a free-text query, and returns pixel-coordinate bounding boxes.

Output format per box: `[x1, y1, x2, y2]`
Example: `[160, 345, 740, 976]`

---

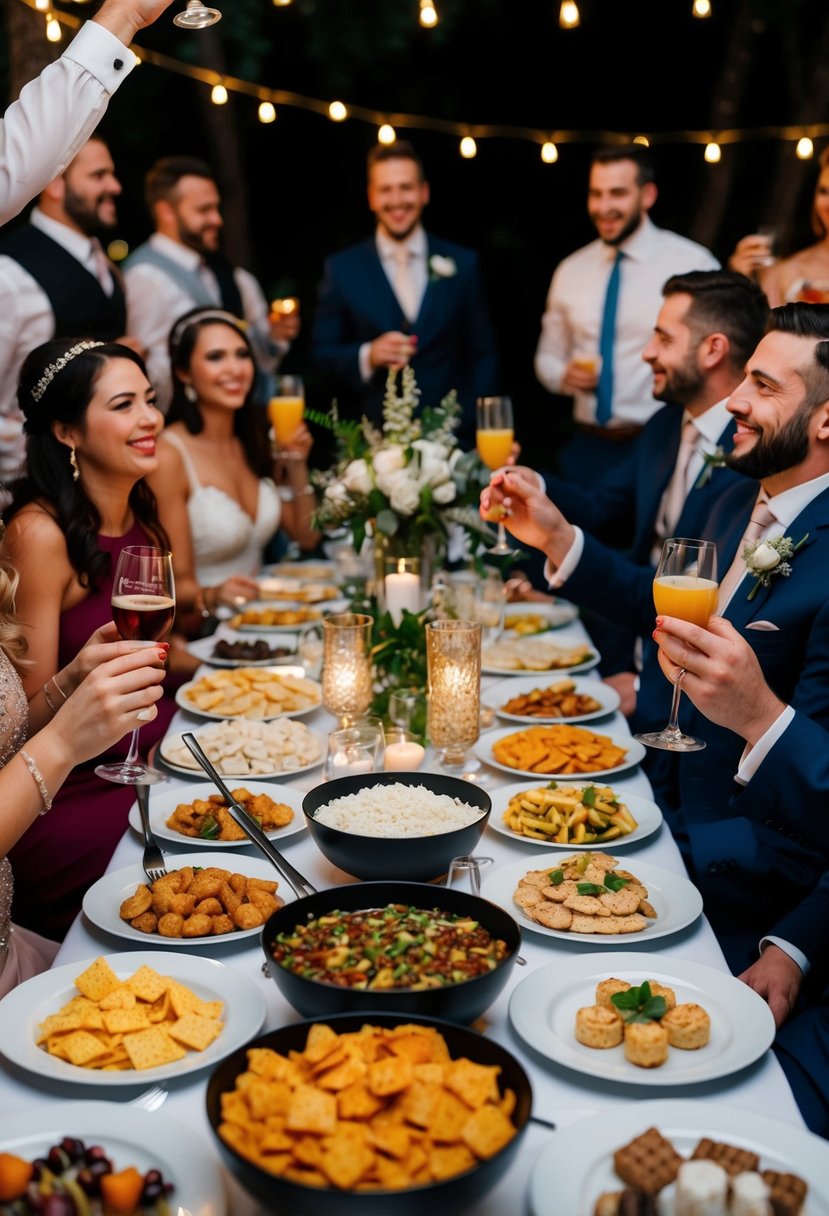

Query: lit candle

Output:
[330, 749, 373, 777]
[384, 740, 426, 771]
[385, 559, 420, 626]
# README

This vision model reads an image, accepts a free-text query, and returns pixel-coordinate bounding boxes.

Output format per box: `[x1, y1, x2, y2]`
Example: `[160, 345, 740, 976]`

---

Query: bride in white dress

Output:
[148, 307, 319, 622]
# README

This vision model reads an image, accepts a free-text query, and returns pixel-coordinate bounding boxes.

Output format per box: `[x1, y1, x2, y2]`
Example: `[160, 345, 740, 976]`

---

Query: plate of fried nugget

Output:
[527, 1099, 825, 1215]
[127, 781, 306, 849]
[176, 666, 322, 721]
[82, 853, 290, 947]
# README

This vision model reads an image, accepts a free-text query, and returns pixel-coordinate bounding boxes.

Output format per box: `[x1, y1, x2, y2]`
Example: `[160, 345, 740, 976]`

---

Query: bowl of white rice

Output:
[302, 772, 491, 880]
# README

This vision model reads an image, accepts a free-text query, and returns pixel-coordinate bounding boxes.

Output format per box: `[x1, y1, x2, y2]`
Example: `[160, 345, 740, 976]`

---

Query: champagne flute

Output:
[634, 537, 718, 753]
[476, 396, 517, 557]
[268, 374, 305, 459]
[95, 546, 175, 785]
[173, 0, 221, 27]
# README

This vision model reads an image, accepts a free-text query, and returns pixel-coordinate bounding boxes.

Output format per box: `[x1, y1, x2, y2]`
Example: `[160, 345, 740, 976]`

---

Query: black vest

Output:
[203, 251, 244, 316]
[0, 225, 127, 340]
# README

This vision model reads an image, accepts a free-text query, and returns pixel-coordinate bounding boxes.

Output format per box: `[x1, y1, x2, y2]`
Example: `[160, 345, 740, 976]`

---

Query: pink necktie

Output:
[717, 496, 778, 611]
[89, 239, 113, 296]
[656, 417, 699, 543]
[393, 246, 418, 323]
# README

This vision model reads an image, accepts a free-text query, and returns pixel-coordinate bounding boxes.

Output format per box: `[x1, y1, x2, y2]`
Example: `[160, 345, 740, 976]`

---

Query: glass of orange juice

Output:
[268, 374, 305, 457]
[477, 396, 517, 557]
[635, 537, 718, 753]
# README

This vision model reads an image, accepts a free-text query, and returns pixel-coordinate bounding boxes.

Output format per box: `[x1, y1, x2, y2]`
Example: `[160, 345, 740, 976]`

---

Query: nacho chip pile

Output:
[219, 1022, 518, 1191]
[37, 957, 223, 1071]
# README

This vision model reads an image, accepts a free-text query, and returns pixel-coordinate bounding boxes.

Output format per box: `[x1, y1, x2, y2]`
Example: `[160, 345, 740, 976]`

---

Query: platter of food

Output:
[159, 718, 324, 779]
[487, 780, 663, 848]
[175, 666, 322, 721]
[528, 1099, 827, 1216]
[263, 560, 336, 582]
[489, 675, 620, 725]
[482, 635, 599, 675]
[256, 576, 341, 604]
[508, 952, 775, 1086]
[83, 852, 289, 946]
[475, 724, 646, 780]
[0, 951, 267, 1087]
[481, 854, 702, 944]
[501, 601, 579, 634]
[228, 603, 325, 633]
[186, 631, 298, 668]
[0, 1100, 226, 1215]
[127, 781, 306, 849]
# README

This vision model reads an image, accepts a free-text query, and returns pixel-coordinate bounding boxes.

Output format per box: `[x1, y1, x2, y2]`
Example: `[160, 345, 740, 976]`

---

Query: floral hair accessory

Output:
[169, 309, 246, 350]
[694, 445, 727, 489]
[428, 254, 457, 281]
[743, 532, 809, 601]
[30, 340, 104, 403]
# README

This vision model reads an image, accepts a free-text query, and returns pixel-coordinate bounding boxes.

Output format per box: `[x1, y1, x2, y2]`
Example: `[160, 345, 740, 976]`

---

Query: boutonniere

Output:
[743, 533, 809, 600]
[428, 254, 457, 282]
[694, 445, 727, 489]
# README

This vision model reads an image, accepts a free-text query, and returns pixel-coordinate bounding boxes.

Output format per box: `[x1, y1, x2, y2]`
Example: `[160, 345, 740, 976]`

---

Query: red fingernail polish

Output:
[157, 650, 167, 661]
[655, 616, 664, 626]
[652, 630, 659, 641]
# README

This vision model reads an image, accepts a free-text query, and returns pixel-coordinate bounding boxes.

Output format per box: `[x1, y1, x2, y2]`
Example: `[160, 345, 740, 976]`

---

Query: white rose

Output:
[323, 482, 349, 506]
[341, 458, 372, 496]
[430, 254, 457, 278]
[750, 543, 781, 571]
[432, 480, 457, 505]
[412, 439, 452, 487]
[386, 470, 421, 515]
[372, 446, 406, 482]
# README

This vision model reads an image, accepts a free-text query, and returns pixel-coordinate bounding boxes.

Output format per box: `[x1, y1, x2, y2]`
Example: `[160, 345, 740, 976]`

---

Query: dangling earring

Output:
[69, 447, 80, 482]
[184, 385, 198, 403]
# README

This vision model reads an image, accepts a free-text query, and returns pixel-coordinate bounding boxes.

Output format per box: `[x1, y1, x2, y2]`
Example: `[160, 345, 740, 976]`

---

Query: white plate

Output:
[487, 780, 663, 848]
[0, 1100, 225, 1216]
[489, 675, 620, 725]
[229, 601, 328, 633]
[186, 631, 299, 668]
[175, 668, 322, 721]
[158, 723, 325, 781]
[257, 576, 340, 603]
[476, 726, 646, 780]
[528, 1098, 829, 1216]
[509, 952, 775, 1087]
[481, 855, 702, 944]
[127, 780, 307, 850]
[0, 950, 267, 1087]
[502, 601, 579, 633]
[265, 560, 337, 581]
[82, 851, 292, 947]
[481, 643, 600, 677]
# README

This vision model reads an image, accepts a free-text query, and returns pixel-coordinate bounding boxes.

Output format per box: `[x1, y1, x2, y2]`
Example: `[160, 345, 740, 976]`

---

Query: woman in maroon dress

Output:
[4, 338, 178, 940]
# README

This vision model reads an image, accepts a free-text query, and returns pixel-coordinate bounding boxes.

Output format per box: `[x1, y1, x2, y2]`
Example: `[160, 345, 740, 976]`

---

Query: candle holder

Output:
[322, 612, 373, 727]
[426, 619, 484, 781]
[326, 723, 384, 780]
[384, 728, 426, 772]
[383, 555, 421, 625]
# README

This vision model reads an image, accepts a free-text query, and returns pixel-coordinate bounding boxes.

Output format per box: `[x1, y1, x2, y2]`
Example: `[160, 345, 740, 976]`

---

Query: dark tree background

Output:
[3, 0, 829, 462]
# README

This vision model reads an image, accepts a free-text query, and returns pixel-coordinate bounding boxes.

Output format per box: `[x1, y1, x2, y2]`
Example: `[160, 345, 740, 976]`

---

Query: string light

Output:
[704, 141, 722, 163]
[378, 123, 396, 144]
[541, 141, 558, 163]
[211, 82, 228, 105]
[559, 2, 580, 29]
[328, 100, 348, 122]
[796, 136, 814, 159]
[45, 12, 61, 40]
[419, 0, 438, 28]
[107, 239, 129, 262]
[272, 0, 292, 5]
[34, 0, 48, 10]
[692, 0, 712, 16]
[633, 135, 650, 146]
[459, 135, 477, 158]
[258, 100, 276, 123]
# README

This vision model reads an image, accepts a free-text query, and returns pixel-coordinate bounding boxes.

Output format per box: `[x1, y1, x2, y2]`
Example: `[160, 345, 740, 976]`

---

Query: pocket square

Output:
[746, 620, 780, 632]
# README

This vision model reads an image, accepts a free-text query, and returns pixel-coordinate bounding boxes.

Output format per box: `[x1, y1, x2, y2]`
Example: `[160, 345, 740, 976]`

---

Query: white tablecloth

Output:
[0, 618, 804, 1214]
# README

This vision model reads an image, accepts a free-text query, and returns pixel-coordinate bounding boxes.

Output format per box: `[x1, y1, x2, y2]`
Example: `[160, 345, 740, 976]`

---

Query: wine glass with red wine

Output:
[95, 545, 175, 785]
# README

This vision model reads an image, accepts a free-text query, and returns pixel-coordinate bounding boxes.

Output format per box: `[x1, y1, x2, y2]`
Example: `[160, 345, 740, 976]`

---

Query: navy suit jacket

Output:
[311, 234, 499, 440]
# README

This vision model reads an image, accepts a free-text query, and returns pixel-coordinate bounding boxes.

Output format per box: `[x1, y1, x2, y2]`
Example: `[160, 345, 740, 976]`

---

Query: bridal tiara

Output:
[169, 309, 246, 349]
[31, 340, 105, 404]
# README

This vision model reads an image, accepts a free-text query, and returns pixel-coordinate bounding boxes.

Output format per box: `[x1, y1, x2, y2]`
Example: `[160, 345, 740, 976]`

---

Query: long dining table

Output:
[0, 610, 807, 1215]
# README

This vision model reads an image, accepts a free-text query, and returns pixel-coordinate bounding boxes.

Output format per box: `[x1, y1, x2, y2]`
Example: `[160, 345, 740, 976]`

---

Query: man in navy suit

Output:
[482, 302, 829, 975]
[311, 141, 499, 442]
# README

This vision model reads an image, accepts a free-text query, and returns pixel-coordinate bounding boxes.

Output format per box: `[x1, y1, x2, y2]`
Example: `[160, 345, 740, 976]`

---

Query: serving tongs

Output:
[181, 732, 318, 899]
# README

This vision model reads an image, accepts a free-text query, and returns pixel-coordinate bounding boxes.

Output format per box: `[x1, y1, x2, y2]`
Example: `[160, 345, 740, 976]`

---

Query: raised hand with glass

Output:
[635, 537, 718, 753]
[95, 546, 175, 785]
[268, 374, 305, 459]
[476, 396, 518, 557]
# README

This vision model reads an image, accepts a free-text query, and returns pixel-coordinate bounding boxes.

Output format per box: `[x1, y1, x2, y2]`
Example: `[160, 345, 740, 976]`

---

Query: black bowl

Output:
[302, 770, 491, 881]
[260, 880, 521, 1023]
[205, 1011, 532, 1216]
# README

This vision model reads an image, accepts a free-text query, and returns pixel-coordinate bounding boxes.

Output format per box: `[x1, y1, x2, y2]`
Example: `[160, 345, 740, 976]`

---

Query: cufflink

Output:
[113, 58, 124, 70]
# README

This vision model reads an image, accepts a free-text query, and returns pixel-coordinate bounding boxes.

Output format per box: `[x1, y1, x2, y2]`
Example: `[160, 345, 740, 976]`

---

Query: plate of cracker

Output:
[256, 576, 341, 604]
[175, 666, 322, 721]
[481, 854, 702, 944]
[528, 1099, 826, 1216]
[159, 718, 325, 780]
[488, 780, 662, 848]
[0, 950, 266, 1087]
[502, 601, 579, 634]
[509, 953, 775, 1087]
[229, 603, 325, 632]
[127, 781, 307, 849]
[83, 852, 290, 947]
[490, 676, 620, 725]
[476, 724, 646, 779]
[482, 635, 599, 675]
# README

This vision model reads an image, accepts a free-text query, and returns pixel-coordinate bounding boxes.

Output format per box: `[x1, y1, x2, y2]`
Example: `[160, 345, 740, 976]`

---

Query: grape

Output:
[46, 1146, 69, 1172]
[41, 1197, 75, 1216]
[84, 1145, 109, 1164]
[142, 1180, 164, 1202]
[60, 1136, 86, 1161]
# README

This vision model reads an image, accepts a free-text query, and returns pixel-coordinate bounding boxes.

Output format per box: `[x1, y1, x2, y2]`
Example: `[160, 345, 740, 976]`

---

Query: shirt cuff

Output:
[735, 704, 795, 785]
[760, 935, 810, 978]
[358, 342, 373, 383]
[543, 526, 585, 589]
[63, 21, 137, 92]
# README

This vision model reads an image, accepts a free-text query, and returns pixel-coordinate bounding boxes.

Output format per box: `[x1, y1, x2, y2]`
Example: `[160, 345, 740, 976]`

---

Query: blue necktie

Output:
[595, 250, 624, 426]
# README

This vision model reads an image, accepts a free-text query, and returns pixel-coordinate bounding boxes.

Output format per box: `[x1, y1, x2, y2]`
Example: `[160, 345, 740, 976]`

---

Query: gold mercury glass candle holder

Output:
[426, 619, 483, 780]
[322, 613, 374, 727]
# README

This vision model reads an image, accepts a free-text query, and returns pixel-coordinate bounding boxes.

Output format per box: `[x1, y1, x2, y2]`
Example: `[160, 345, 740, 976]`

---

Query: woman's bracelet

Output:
[19, 748, 53, 814]
[42, 682, 59, 714]
[50, 673, 69, 702]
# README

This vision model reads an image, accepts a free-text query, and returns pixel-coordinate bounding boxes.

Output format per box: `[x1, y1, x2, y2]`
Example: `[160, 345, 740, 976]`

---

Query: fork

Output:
[130, 1084, 168, 1112]
[136, 783, 167, 885]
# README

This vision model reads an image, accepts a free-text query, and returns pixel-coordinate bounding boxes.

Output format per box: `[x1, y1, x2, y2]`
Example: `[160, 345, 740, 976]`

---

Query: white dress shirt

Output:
[124, 233, 286, 412]
[534, 217, 719, 426]
[0, 21, 134, 227]
[358, 226, 428, 383]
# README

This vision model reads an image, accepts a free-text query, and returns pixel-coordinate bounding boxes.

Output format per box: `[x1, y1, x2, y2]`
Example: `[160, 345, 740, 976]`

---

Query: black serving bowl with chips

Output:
[205, 1011, 532, 1216]
[302, 771, 491, 882]
[260, 881, 521, 1024]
